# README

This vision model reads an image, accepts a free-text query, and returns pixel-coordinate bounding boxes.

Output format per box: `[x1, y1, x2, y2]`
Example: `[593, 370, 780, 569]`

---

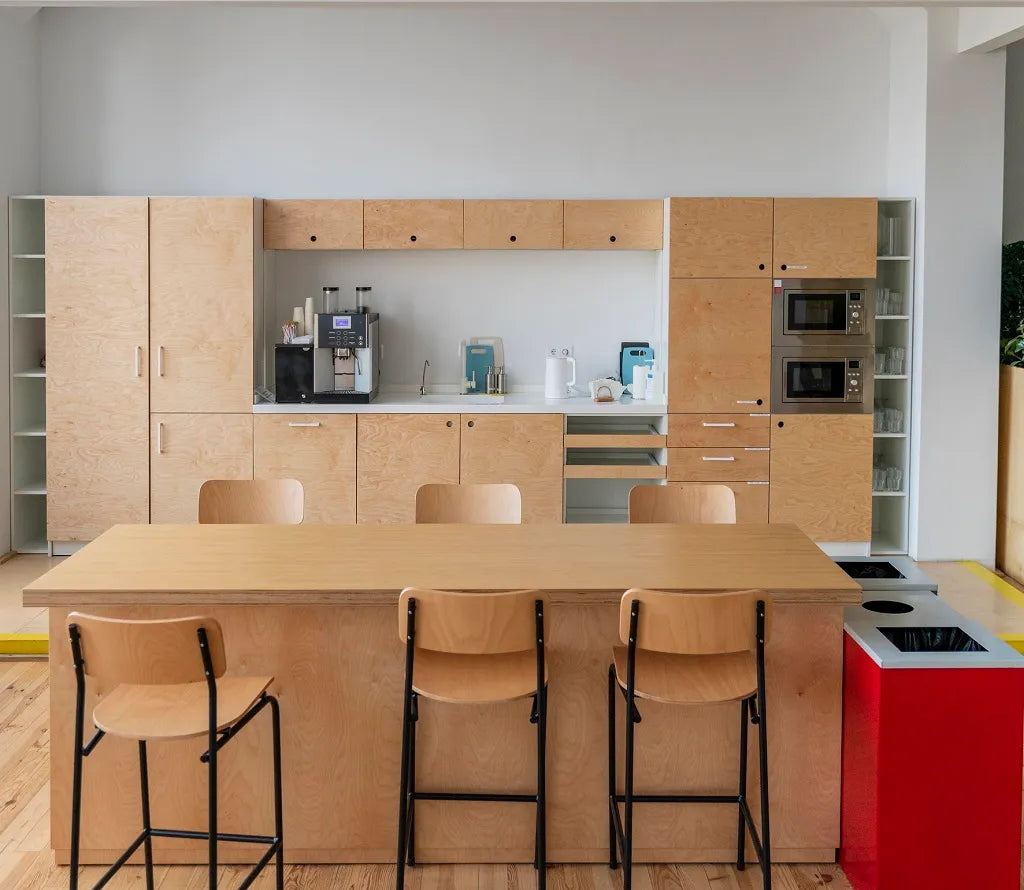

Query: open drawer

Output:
[564, 415, 667, 479]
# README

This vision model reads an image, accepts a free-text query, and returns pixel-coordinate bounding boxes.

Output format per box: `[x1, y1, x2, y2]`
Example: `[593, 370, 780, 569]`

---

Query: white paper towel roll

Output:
[304, 298, 315, 341]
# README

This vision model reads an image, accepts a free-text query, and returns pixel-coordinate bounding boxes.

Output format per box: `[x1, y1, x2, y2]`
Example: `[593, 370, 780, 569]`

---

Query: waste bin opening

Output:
[878, 626, 987, 653]
[862, 600, 914, 614]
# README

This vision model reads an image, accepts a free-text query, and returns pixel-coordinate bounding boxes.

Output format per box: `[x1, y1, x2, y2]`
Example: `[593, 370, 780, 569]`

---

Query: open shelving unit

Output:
[871, 199, 914, 555]
[9, 197, 48, 554]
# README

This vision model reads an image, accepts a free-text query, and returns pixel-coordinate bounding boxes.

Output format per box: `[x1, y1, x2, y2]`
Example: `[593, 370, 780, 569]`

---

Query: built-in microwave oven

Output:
[771, 279, 875, 346]
[771, 346, 873, 414]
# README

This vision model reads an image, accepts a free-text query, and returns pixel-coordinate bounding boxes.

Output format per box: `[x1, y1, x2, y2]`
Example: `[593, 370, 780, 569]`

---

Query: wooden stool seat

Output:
[612, 647, 756, 705]
[92, 675, 274, 741]
[413, 649, 546, 704]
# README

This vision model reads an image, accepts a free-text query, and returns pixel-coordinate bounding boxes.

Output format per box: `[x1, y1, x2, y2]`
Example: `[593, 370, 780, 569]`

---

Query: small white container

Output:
[631, 365, 647, 400]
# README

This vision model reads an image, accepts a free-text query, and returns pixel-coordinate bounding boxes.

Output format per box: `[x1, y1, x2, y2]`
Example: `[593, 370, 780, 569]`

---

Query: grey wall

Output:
[1005, 40, 1024, 243]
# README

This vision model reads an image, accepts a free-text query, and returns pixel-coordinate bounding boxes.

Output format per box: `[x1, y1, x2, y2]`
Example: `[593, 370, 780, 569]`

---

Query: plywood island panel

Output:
[30, 524, 857, 866]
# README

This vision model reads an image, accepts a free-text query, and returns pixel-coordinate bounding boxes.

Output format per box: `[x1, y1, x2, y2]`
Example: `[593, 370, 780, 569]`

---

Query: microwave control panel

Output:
[847, 292, 866, 336]
[315, 313, 378, 349]
[847, 359, 864, 402]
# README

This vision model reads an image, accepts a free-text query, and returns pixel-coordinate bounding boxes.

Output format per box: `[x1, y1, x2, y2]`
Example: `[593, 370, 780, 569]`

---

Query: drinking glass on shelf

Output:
[875, 351, 887, 375]
[886, 466, 903, 493]
[885, 407, 903, 434]
[874, 405, 885, 433]
[888, 291, 903, 316]
[886, 346, 906, 376]
[873, 466, 887, 492]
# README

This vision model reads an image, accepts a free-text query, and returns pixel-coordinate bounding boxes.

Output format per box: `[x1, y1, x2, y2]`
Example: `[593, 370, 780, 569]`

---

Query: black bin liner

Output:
[878, 626, 987, 653]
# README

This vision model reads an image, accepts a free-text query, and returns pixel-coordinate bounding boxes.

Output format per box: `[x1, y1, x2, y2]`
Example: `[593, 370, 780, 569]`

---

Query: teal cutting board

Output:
[465, 345, 494, 393]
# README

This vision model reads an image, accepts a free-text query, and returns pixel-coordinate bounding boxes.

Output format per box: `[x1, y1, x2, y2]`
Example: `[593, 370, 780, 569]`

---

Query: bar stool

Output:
[67, 613, 284, 890]
[396, 587, 547, 890]
[628, 483, 737, 523]
[608, 589, 771, 890]
[198, 478, 304, 524]
[415, 483, 522, 524]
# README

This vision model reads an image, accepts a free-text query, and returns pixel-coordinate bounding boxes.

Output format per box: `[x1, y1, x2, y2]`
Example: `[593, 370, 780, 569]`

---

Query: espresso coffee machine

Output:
[311, 310, 381, 403]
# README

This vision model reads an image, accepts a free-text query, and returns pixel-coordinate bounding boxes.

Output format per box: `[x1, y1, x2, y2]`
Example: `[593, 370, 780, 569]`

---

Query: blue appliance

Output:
[620, 343, 654, 386]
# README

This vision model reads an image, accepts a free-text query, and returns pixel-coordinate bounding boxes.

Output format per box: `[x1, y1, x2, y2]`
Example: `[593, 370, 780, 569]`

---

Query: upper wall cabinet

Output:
[464, 200, 563, 250]
[150, 198, 257, 413]
[263, 199, 363, 250]
[363, 200, 464, 249]
[772, 198, 878, 279]
[669, 198, 773, 278]
[563, 200, 664, 250]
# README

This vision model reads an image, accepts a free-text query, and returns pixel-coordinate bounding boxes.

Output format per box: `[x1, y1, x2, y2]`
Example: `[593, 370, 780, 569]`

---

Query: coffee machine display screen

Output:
[333, 316, 352, 330]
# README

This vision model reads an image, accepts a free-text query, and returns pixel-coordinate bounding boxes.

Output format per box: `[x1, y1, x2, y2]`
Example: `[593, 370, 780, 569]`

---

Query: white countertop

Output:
[844, 591, 1024, 669]
[253, 391, 668, 415]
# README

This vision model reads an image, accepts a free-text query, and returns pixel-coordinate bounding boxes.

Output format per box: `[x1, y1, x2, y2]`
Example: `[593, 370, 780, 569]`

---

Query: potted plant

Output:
[998, 241, 1024, 581]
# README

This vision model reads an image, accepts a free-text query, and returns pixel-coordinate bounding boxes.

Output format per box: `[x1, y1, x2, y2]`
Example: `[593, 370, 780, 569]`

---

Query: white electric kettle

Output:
[544, 353, 576, 399]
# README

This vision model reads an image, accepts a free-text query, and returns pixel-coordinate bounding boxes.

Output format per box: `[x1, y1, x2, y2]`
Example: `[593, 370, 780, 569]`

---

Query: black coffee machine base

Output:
[311, 390, 376, 404]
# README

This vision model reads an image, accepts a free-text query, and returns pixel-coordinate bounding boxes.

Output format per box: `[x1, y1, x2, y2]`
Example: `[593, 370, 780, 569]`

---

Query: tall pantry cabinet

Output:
[44, 198, 258, 541]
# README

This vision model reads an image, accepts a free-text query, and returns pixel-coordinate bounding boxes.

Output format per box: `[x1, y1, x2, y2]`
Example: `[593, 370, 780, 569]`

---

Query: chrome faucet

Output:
[420, 360, 430, 396]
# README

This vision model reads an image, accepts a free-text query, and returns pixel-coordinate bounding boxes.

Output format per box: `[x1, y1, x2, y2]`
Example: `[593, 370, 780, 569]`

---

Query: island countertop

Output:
[25, 522, 861, 606]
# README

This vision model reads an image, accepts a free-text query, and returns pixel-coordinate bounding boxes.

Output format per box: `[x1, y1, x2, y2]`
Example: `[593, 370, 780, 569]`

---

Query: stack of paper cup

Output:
[292, 307, 305, 336]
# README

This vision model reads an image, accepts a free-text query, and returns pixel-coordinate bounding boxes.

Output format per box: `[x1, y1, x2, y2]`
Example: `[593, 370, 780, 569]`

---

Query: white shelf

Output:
[14, 482, 46, 496]
[13, 370, 45, 378]
[13, 313, 44, 319]
[876, 315, 909, 321]
[15, 539, 48, 555]
[13, 427, 45, 437]
[873, 432, 906, 438]
[875, 374, 908, 380]
[11, 254, 44, 260]
[872, 490, 907, 497]
[876, 256, 911, 261]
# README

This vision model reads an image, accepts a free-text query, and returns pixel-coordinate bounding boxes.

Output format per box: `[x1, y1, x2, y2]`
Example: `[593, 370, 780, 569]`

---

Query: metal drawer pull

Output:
[702, 456, 735, 461]
[736, 400, 759, 405]
[288, 422, 321, 428]
[134, 346, 142, 377]
[157, 345, 164, 377]
[751, 413, 770, 417]
[702, 422, 735, 428]
[744, 447, 770, 452]
[156, 422, 164, 454]
[747, 481, 769, 485]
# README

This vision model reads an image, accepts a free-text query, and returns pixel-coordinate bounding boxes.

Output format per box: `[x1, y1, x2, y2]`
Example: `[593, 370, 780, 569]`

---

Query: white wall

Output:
[958, 8, 1024, 54]
[914, 8, 1006, 564]
[39, 5, 892, 199]
[0, 9, 41, 555]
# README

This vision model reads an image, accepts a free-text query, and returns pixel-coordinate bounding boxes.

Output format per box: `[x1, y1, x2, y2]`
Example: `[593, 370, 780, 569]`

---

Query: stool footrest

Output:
[613, 793, 739, 804]
[739, 799, 765, 864]
[149, 827, 279, 845]
[412, 791, 537, 803]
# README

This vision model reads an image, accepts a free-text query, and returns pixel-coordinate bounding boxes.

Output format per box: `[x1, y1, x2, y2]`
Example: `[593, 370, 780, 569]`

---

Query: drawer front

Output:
[563, 200, 664, 250]
[363, 200, 464, 249]
[464, 200, 563, 250]
[667, 447, 769, 482]
[666, 481, 769, 523]
[668, 414, 770, 448]
[263, 200, 363, 250]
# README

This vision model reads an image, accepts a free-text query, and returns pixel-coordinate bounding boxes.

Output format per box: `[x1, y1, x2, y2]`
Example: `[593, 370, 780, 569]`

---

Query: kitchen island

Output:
[26, 523, 860, 865]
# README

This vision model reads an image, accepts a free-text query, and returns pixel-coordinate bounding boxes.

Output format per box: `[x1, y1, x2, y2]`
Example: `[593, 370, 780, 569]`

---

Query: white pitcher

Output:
[544, 354, 576, 399]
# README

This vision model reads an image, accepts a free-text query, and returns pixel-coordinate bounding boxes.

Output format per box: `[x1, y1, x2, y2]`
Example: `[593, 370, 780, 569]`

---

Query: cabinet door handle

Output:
[134, 346, 142, 377]
[156, 422, 164, 454]
[288, 422, 321, 428]
[736, 399, 762, 406]
[746, 480, 769, 485]
[157, 345, 165, 377]
[744, 447, 770, 452]
[702, 456, 735, 461]
[702, 422, 735, 428]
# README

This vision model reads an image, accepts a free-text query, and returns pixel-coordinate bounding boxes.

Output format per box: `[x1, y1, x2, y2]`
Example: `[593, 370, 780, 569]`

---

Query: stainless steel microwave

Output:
[771, 346, 873, 414]
[771, 279, 875, 346]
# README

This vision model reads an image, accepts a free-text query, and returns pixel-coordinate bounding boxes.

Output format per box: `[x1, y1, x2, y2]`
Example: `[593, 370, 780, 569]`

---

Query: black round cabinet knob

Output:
[446, 420, 453, 428]
[758, 263, 765, 270]
[757, 399, 763, 405]
[609, 235, 617, 243]
[510, 235, 517, 243]
[410, 235, 417, 242]
[467, 420, 475, 428]
[310, 235, 317, 242]
[780, 264, 787, 271]
[778, 421, 785, 428]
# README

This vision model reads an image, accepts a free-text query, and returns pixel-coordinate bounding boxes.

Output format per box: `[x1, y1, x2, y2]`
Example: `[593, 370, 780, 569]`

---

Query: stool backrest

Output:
[398, 588, 546, 654]
[415, 483, 522, 524]
[619, 589, 770, 655]
[628, 484, 736, 524]
[67, 612, 227, 685]
[198, 478, 304, 524]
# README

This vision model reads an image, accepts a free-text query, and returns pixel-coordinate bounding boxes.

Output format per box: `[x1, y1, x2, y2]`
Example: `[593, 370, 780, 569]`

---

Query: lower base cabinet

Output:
[254, 414, 356, 523]
[150, 413, 254, 523]
[357, 414, 460, 523]
[769, 414, 872, 541]
[665, 481, 769, 522]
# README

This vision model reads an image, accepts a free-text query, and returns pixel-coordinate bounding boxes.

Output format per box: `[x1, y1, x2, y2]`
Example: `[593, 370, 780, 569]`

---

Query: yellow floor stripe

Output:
[998, 634, 1024, 654]
[0, 634, 48, 656]
[958, 560, 1024, 609]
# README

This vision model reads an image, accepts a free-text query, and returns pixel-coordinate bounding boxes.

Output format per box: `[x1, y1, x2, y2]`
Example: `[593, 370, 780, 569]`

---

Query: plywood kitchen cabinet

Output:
[769, 414, 873, 541]
[150, 413, 254, 524]
[460, 414, 563, 522]
[667, 447, 769, 482]
[772, 198, 878, 279]
[664, 481, 769, 523]
[45, 197, 151, 540]
[357, 414, 460, 522]
[254, 414, 356, 523]
[149, 198, 257, 413]
[668, 279, 771, 413]
[669, 198, 773, 278]
[563, 200, 664, 250]
[668, 413, 770, 448]
[263, 199, 363, 250]
[363, 200, 464, 250]
[464, 200, 563, 250]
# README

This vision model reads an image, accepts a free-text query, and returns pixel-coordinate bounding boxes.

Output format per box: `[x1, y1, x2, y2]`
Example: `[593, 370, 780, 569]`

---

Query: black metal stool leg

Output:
[396, 694, 414, 890]
[623, 686, 635, 890]
[270, 696, 285, 890]
[757, 692, 771, 890]
[607, 664, 619, 870]
[407, 693, 417, 867]
[69, 719, 84, 890]
[536, 684, 547, 890]
[737, 697, 749, 872]
[139, 741, 155, 890]
[208, 721, 218, 889]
